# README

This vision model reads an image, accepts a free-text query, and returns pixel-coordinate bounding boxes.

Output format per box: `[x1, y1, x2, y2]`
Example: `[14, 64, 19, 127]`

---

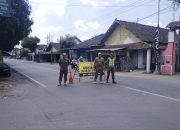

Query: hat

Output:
[80, 56, 83, 58]
[63, 53, 66, 56]
[98, 52, 102, 55]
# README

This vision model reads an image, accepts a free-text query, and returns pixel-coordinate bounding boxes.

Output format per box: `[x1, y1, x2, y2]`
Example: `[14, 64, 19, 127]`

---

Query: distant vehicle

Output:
[0, 63, 11, 77]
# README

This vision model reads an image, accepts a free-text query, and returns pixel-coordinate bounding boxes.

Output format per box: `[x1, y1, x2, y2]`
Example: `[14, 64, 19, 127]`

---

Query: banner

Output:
[78, 62, 94, 74]
[0, 0, 11, 17]
[153, 27, 160, 72]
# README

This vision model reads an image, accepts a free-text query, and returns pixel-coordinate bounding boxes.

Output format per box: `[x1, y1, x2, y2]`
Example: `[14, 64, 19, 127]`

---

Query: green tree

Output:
[58, 34, 78, 49]
[170, 0, 180, 5]
[20, 48, 29, 57]
[0, 0, 33, 51]
[173, 0, 180, 4]
[21, 36, 40, 52]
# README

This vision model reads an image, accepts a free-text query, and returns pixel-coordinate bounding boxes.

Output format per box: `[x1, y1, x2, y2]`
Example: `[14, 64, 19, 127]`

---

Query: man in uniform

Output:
[78, 56, 84, 77]
[78, 56, 84, 62]
[94, 52, 105, 83]
[106, 52, 117, 83]
[58, 53, 70, 86]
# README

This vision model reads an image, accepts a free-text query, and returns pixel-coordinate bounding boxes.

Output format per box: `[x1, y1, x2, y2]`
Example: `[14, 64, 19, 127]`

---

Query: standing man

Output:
[106, 52, 117, 83]
[78, 56, 84, 77]
[58, 53, 70, 86]
[94, 52, 105, 83]
[78, 56, 84, 62]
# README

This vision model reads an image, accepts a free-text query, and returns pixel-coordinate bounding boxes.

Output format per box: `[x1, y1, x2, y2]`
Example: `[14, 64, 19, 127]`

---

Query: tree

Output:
[0, 0, 33, 51]
[20, 48, 29, 57]
[21, 36, 40, 52]
[173, 0, 180, 4]
[58, 34, 78, 49]
[170, 0, 180, 5]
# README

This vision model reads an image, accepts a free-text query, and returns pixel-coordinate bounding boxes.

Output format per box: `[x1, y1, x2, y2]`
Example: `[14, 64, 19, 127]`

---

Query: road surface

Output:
[1, 58, 180, 130]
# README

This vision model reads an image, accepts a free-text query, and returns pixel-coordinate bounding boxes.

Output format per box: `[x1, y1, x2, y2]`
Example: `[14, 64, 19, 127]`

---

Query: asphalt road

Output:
[2, 58, 180, 130]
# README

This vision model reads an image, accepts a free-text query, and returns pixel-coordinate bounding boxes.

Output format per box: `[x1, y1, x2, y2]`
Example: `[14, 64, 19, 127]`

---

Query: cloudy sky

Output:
[28, 0, 180, 44]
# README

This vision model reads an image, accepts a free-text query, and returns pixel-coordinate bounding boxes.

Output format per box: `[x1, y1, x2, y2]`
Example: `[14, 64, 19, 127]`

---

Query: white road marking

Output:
[20, 73, 47, 88]
[123, 86, 180, 103]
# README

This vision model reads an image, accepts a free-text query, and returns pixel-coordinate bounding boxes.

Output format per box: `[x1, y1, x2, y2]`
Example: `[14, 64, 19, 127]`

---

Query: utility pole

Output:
[136, 18, 139, 23]
[158, 0, 160, 29]
[172, 1, 176, 22]
[51, 35, 53, 42]
[45, 34, 51, 44]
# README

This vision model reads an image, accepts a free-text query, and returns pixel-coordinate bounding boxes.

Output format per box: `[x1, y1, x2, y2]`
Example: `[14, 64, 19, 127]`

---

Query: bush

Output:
[20, 48, 29, 58]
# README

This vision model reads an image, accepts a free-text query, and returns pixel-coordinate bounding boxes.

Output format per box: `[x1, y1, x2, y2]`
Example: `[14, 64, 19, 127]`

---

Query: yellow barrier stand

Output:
[77, 62, 95, 82]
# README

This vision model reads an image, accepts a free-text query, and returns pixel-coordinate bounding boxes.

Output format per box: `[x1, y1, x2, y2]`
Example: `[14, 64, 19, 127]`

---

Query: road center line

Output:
[21, 73, 47, 88]
[123, 86, 180, 103]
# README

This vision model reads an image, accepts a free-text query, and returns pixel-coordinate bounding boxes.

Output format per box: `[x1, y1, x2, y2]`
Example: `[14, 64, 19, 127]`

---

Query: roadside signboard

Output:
[0, 0, 11, 17]
[78, 62, 95, 74]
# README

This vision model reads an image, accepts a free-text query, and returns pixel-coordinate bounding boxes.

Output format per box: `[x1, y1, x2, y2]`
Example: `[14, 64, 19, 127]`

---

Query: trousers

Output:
[59, 69, 68, 83]
[94, 69, 104, 81]
[107, 68, 115, 82]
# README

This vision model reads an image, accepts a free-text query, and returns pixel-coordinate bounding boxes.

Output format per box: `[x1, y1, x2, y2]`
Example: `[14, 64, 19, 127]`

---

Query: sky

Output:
[28, 0, 180, 45]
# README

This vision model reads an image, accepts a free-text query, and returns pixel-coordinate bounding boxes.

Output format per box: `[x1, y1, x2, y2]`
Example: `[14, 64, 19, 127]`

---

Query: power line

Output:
[29, 1, 168, 8]
[31, 0, 170, 42]
[75, 4, 172, 41]
[60, 0, 149, 35]
[73, 0, 153, 37]
[137, 5, 173, 22]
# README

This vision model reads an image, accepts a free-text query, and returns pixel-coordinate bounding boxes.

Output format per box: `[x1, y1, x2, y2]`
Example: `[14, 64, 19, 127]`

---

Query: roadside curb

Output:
[11, 68, 47, 88]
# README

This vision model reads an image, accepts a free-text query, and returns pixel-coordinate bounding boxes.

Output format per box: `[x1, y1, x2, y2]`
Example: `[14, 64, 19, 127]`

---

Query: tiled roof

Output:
[102, 19, 168, 44]
[72, 34, 104, 49]
[51, 42, 60, 50]
[102, 42, 151, 50]
[102, 42, 166, 50]
[37, 45, 46, 50]
[166, 21, 180, 30]
[46, 42, 60, 51]
[46, 42, 60, 52]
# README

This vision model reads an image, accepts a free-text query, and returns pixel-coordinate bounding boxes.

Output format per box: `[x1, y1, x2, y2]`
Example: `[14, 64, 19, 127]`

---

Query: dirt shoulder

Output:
[0, 70, 35, 100]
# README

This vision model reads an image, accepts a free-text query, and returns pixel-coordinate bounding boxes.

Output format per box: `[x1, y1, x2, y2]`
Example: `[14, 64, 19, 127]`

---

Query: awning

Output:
[88, 47, 126, 52]
[3, 51, 11, 56]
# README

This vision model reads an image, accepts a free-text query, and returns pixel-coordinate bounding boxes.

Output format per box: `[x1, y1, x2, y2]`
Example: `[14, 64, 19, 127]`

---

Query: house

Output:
[71, 34, 104, 61]
[42, 36, 82, 62]
[35, 44, 47, 62]
[42, 42, 60, 62]
[35, 44, 47, 54]
[98, 19, 168, 72]
[74, 19, 168, 72]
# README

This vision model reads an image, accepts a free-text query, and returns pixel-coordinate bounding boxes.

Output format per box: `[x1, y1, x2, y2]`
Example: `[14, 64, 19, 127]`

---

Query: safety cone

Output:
[69, 70, 73, 84]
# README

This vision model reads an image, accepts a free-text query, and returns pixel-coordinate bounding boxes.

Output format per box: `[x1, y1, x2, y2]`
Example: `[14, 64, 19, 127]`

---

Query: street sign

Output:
[78, 62, 95, 74]
[0, 0, 11, 17]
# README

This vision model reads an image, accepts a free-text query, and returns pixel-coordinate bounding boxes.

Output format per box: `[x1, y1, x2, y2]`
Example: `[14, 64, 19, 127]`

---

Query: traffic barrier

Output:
[69, 70, 73, 84]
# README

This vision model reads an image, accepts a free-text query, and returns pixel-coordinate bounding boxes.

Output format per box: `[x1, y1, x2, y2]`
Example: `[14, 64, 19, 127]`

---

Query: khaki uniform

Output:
[59, 58, 70, 84]
[94, 57, 105, 81]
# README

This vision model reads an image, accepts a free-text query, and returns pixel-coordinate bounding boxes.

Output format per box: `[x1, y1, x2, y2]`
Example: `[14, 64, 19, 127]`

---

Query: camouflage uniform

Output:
[59, 57, 70, 85]
[94, 57, 105, 82]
